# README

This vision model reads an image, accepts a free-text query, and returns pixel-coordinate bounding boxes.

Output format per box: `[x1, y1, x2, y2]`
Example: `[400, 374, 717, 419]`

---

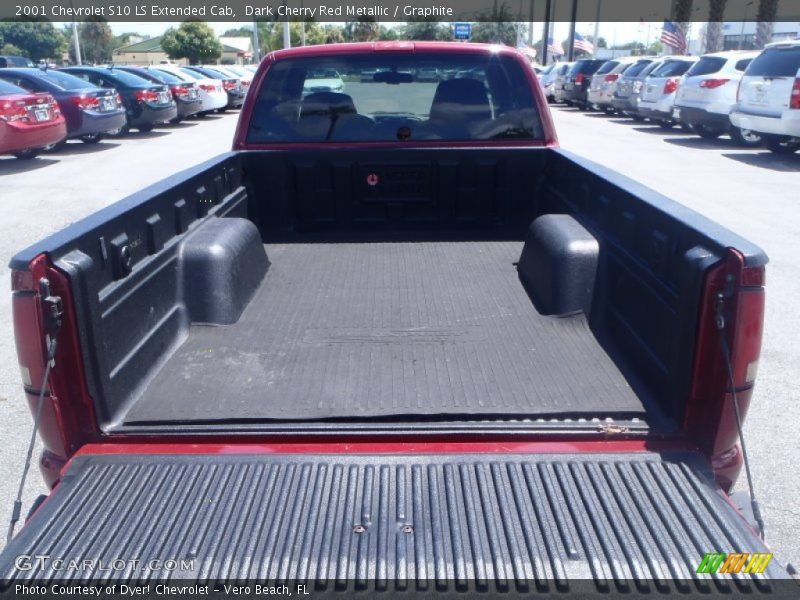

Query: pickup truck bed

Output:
[127, 240, 641, 425]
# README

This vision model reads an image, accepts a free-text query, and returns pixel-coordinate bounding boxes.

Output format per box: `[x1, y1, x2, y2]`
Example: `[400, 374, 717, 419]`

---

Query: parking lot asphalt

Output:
[0, 105, 797, 568]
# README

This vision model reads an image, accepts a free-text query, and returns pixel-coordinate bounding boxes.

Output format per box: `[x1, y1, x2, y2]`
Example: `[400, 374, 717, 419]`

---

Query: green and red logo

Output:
[696, 552, 773, 574]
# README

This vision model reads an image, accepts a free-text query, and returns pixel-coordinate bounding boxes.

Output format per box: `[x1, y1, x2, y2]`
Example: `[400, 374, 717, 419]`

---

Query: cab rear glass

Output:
[745, 47, 800, 77]
[247, 52, 544, 144]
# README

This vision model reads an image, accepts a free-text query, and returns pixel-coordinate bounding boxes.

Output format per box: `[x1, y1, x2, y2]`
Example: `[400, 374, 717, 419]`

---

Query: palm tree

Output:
[754, 0, 779, 48]
[673, 0, 694, 54]
[704, 0, 727, 53]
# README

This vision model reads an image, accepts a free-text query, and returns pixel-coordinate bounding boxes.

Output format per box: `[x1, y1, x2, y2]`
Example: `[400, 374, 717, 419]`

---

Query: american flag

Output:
[547, 37, 565, 56]
[573, 32, 594, 54]
[660, 20, 687, 54]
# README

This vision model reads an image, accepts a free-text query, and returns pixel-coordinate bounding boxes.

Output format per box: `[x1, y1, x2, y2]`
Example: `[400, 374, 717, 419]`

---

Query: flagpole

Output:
[541, 0, 551, 65]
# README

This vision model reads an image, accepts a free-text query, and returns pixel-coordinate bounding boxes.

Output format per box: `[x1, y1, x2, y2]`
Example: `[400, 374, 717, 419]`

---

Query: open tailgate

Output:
[0, 451, 791, 597]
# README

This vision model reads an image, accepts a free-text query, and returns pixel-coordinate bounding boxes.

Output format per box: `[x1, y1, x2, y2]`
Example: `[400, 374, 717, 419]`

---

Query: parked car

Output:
[415, 66, 440, 82]
[0, 68, 126, 145]
[213, 65, 254, 89]
[673, 51, 761, 146]
[587, 57, 638, 113]
[301, 68, 345, 95]
[116, 66, 203, 121]
[563, 58, 606, 109]
[611, 58, 656, 117]
[731, 40, 800, 154]
[148, 65, 227, 115]
[181, 65, 245, 110]
[551, 62, 574, 103]
[0, 78, 66, 159]
[61, 66, 177, 133]
[637, 56, 697, 128]
[0, 55, 34, 68]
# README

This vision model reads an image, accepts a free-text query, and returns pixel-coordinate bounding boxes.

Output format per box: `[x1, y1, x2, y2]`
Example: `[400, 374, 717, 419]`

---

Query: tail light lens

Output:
[790, 77, 800, 109]
[70, 95, 100, 111]
[199, 83, 216, 92]
[700, 78, 731, 89]
[170, 85, 189, 99]
[133, 89, 158, 103]
[222, 80, 236, 91]
[604, 73, 619, 82]
[633, 81, 643, 93]
[575, 73, 584, 85]
[0, 99, 29, 122]
[685, 250, 766, 489]
[663, 78, 679, 94]
[116, 93, 123, 106]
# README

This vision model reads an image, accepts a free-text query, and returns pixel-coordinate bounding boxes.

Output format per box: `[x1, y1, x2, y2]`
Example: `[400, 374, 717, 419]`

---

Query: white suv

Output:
[674, 51, 761, 146]
[731, 40, 800, 154]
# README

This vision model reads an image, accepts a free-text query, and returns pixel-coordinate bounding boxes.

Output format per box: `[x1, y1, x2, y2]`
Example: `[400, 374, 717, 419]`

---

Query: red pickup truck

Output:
[1, 42, 790, 595]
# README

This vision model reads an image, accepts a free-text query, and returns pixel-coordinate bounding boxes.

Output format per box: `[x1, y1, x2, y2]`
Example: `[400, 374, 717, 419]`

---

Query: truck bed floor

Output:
[125, 241, 643, 424]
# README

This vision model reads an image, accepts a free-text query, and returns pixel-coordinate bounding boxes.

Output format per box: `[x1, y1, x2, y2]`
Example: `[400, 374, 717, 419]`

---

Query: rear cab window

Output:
[745, 46, 800, 77]
[247, 51, 544, 144]
[686, 56, 727, 77]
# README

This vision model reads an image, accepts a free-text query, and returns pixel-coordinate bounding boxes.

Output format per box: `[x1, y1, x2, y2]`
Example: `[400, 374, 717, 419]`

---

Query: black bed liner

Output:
[0, 452, 789, 596]
[124, 241, 642, 425]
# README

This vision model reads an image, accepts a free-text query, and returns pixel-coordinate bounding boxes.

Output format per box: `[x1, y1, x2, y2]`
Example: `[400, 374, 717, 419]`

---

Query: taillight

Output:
[633, 81, 642, 93]
[134, 89, 158, 103]
[699, 78, 730, 89]
[115, 93, 123, 106]
[685, 250, 766, 490]
[222, 80, 236, 91]
[663, 78, 679, 94]
[70, 94, 100, 111]
[604, 73, 619, 82]
[12, 254, 97, 468]
[575, 73, 584, 85]
[199, 83, 216, 92]
[790, 77, 800, 109]
[0, 99, 28, 122]
[170, 85, 189, 98]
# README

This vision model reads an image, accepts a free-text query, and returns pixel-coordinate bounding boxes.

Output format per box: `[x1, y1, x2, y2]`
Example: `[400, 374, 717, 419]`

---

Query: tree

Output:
[255, 21, 326, 53]
[161, 20, 222, 65]
[0, 18, 65, 61]
[471, 5, 523, 46]
[1, 43, 25, 57]
[343, 20, 379, 42]
[323, 25, 345, 44]
[111, 32, 144, 50]
[596, 37, 608, 49]
[399, 20, 450, 41]
[378, 26, 399, 41]
[223, 26, 253, 37]
[755, 0, 779, 48]
[68, 17, 114, 64]
[704, 0, 727, 53]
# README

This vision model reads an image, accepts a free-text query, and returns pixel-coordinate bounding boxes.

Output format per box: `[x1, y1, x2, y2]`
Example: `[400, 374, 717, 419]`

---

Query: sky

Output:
[98, 21, 672, 46]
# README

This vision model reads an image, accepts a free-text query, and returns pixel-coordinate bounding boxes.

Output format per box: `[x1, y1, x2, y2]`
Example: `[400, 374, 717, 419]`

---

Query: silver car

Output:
[587, 57, 638, 113]
[637, 56, 697, 128]
[551, 62, 574, 104]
